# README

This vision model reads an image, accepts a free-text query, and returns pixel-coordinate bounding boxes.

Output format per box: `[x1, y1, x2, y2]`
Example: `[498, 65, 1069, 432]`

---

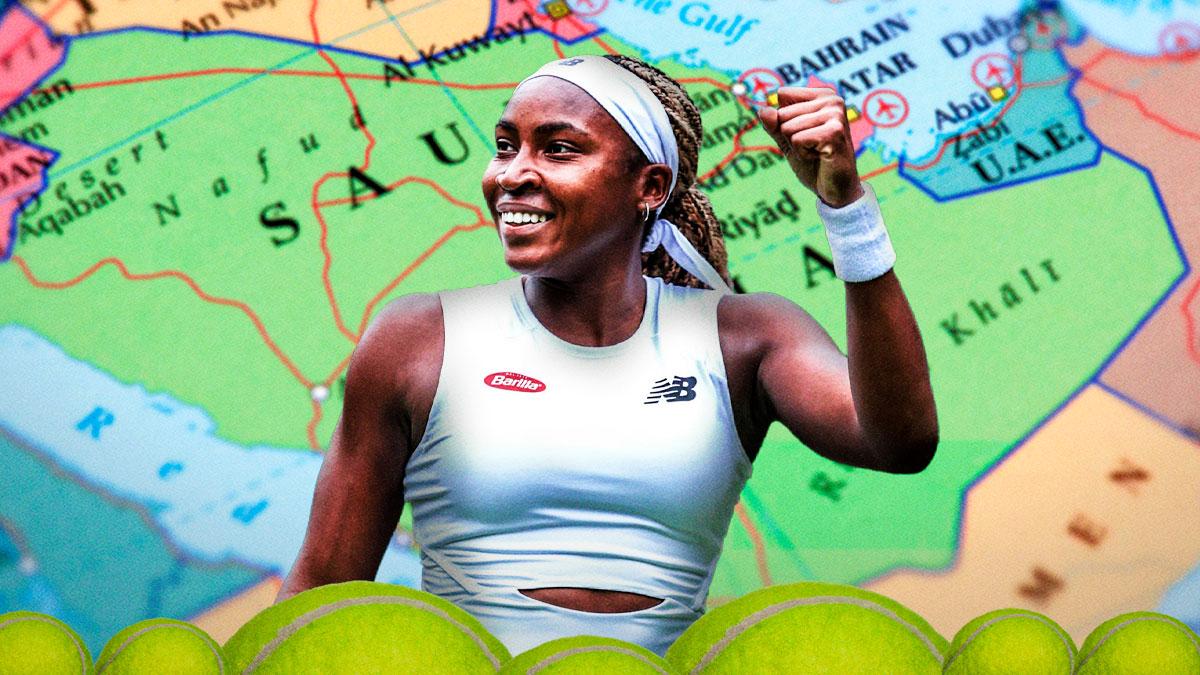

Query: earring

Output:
[641, 202, 651, 223]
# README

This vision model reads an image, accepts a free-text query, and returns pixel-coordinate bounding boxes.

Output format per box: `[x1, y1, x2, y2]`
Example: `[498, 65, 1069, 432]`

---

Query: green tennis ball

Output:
[223, 580, 510, 673]
[0, 611, 92, 675]
[500, 635, 677, 674]
[943, 608, 1075, 674]
[1076, 611, 1200, 674]
[666, 582, 946, 674]
[94, 618, 223, 674]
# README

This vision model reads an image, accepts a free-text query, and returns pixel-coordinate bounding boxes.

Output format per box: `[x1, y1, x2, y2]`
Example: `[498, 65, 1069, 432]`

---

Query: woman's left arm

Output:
[842, 270, 938, 473]
[749, 85, 937, 473]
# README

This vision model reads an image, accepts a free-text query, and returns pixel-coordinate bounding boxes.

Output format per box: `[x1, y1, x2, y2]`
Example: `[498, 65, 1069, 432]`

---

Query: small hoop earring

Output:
[641, 202, 651, 223]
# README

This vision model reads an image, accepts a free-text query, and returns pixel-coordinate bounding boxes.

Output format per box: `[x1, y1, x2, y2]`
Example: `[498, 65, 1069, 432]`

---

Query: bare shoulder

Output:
[348, 292, 444, 450]
[360, 293, 444, 358]
[717, 291, 835, 354]
[716, 291, 839, 459]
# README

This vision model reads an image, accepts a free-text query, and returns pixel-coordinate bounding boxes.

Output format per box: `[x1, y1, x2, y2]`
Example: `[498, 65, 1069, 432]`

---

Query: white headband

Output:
[515, 56, 731, 294]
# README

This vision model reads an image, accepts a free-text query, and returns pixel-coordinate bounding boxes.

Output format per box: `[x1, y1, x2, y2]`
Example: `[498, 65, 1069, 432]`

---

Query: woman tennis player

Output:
[277, 54, 938, 657]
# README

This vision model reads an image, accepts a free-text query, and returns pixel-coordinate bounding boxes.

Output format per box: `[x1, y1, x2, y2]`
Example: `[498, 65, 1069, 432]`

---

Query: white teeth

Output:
[501, 212, 550, 224]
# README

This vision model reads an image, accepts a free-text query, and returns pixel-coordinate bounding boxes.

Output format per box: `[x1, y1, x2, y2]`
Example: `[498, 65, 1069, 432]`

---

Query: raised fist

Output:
[756, 86, 864, 209]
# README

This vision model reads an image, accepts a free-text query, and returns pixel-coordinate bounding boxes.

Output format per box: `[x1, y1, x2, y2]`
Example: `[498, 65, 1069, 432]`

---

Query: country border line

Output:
[859, 141, 1192, 589]
[1094, 380, 1200, 443]
[374, 1, 493, 152]
[680, 19, 1199, 299]
[11, 255, 316, 388]
[733, 503, 773, 586]
[5, 0, 536, 450]
[716, 26, 1200, 399]
[307, 0, 384, 344]
[0, 0, 604, 216]
[741, 483, 814, 579]
[0, 2, 68, 263]
[895, 53, 1105, 204]
[1078, 73, 1200, 142]
[37, 0, 603, 70]
[0, 0, 68, 63]
[878, 31, 1197, 392]
[6, 0, 1199, 600]
[0, 0, 448, 198]
[0, 66, 521, 98]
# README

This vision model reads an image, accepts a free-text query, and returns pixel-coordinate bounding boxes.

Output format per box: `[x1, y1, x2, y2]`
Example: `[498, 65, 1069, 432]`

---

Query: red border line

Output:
[12, 255, 314, 388]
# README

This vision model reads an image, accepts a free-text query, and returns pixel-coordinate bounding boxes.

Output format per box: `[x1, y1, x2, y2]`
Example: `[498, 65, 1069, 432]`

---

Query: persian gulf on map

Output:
[2, 0, 1199, 653]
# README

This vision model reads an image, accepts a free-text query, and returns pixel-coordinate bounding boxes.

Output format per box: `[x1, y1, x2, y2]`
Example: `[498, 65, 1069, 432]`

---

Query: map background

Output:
[2, 0, 1199, 655]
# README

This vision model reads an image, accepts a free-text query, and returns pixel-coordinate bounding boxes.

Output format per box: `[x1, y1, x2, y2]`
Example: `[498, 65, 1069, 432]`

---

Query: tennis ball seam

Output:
[244, 595, 503, 673]
[527, 645, 671, 675]
[1077, 615, 1200, 671]
[943, 611, 1074, 672]
[96, 623, 224, 674]
[691, 595, 944, 674]
[0, 614, 89, 673]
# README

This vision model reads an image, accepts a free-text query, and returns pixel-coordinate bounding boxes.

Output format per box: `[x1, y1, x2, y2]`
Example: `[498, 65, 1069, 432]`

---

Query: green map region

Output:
[3, 0, 1199, 653]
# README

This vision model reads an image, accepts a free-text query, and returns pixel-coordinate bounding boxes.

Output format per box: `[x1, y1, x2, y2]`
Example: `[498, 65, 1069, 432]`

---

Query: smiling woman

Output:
[277, 53, 938, 659]
[486, 55, 733, 300]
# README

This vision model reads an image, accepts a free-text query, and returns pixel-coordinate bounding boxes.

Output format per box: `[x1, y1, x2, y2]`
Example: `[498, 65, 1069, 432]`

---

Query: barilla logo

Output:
[484, 371, 546, 393]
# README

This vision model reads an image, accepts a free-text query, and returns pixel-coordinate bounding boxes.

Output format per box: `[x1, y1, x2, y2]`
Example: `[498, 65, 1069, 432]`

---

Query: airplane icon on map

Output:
[983, 60, 1008, 84]
[873, 96, 901, 120]
[1172, 32, 1199, 52]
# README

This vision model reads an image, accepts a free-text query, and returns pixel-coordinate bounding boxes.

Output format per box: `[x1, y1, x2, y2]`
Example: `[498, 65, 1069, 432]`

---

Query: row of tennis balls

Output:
[2, 580, 1198, 673]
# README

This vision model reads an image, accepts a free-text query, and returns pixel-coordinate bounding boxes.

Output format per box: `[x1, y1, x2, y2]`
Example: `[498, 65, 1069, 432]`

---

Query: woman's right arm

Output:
[276, 293, 443, 602]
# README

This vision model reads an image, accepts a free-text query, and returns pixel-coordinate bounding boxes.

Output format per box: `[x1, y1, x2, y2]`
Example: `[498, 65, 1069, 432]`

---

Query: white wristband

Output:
[815, 182, 895, 282]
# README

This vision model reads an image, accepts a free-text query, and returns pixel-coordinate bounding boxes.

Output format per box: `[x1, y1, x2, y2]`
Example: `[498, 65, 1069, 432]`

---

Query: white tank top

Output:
[404, 274, 753, 620]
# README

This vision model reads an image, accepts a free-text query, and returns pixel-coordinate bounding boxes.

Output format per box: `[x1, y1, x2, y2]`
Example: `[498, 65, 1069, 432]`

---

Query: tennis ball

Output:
[0, 610, 92, 675]
[666, 582, 945, 674]
[942, 608, 1075, 674]
[94, 618, 223, 674]
[500, 635, 677, 674]
[1076, 611, 1200, 674]
[223, 580, 510, 673]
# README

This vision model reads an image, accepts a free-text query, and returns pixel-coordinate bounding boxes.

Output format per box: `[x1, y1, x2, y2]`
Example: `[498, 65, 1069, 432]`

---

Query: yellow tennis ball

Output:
[666, 582, 945, 674]
[223, 581, 510, 673]
[0, 611, 92, 675]
[943, 608, 1075, 674]
[500, 635, 677, 674]
[94, 618, 223, 674]
[1076, 611, 1200, 674]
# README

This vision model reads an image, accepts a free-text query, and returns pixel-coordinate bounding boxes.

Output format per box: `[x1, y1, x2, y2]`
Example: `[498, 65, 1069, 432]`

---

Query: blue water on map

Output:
[0, 323, 421, 649]
[1158, 559, 1200, 633]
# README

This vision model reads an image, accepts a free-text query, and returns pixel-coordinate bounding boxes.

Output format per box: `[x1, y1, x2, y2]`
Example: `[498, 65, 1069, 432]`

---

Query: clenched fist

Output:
[756, 87, 864, 209]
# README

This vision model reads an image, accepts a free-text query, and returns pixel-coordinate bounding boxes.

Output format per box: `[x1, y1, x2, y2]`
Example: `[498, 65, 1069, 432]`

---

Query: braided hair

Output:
[602, 54, 733, 290]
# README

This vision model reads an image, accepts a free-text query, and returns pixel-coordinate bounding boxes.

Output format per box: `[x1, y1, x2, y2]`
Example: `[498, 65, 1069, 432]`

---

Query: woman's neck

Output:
[521, 268, 647, 348]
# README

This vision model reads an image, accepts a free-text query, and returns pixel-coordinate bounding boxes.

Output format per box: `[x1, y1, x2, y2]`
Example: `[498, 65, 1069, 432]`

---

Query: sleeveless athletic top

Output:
[403, 274, 753, 655]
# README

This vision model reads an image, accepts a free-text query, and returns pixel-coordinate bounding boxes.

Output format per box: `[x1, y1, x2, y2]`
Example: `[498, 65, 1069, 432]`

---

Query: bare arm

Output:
[742, 273, 936, 474]
[747, 85, 937, 473]
[277, 294, 442, 601]
[844, 270, 937, 472]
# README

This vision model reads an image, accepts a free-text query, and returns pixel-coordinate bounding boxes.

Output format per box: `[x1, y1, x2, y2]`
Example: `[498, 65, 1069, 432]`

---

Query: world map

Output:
[2, 0, 1200, 653]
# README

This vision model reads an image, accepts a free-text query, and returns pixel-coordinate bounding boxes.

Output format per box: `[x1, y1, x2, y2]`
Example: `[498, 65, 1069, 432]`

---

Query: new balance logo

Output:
[559, 58, 585, 66]
[644, 376, 697, 404]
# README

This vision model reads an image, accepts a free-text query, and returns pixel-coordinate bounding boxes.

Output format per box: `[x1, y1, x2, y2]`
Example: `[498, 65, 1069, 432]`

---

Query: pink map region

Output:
[0, 7, 62, 260]
[499, 0, 601, 42]
[807, 74, 876, 150]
